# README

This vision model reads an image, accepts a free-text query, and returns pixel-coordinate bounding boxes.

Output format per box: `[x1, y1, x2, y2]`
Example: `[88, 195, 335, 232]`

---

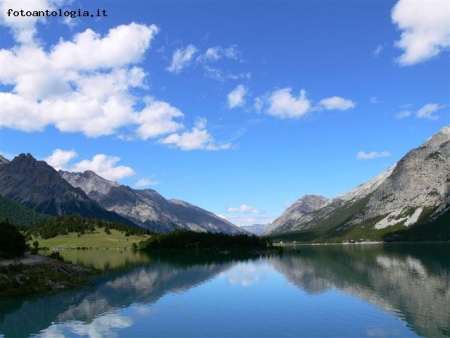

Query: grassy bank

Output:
[28, 227, 151, 250]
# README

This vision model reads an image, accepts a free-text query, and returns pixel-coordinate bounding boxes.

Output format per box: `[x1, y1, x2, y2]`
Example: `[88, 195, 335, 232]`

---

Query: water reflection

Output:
[0, 245, 449, 337]
[0, 253, 258, 338]
[272, 244, 450, 337]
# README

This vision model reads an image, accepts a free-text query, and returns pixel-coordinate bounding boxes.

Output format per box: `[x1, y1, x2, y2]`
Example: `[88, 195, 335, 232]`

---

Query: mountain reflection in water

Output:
[0, 245, 448, 338]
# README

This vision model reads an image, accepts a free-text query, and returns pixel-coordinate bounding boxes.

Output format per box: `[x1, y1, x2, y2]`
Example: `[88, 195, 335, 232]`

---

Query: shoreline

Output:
[0, 254, 97, 298]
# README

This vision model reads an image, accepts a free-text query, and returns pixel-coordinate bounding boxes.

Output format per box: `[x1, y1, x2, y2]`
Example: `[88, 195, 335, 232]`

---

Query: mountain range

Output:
[59, 170, 245, 234]
[0, 153, 245, 234]
[1, 126, 448, 241]
[263, 125, 450, 242]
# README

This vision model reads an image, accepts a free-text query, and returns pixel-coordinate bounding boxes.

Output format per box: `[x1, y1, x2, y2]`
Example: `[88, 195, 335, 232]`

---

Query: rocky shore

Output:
[0, 254, 96, 298]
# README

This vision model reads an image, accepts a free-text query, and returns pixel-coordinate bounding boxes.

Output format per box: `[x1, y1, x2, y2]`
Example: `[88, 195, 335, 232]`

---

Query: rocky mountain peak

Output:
[423, 125, 450, 148]
[289, 195, 330, 213]
[264, 126, 450, 241]
[0, 155, 10, 165]
[60, 170, 119, 196]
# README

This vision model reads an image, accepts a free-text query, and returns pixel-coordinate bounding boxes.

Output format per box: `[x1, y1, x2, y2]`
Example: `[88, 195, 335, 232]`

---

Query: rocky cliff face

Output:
[355, 126, 450, 229]
[0, 154, 135, 226]
[61, 170, 246, 234]
[263, 195, 329, 235]
[264, 126, 450, 240]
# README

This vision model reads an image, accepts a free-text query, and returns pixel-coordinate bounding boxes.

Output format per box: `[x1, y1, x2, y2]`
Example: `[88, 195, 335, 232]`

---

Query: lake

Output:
[0, 243, 449, 337]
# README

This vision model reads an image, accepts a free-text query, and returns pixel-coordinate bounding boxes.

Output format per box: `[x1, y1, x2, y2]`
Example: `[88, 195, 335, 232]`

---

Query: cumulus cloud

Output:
[71, 154, 135, 180]
[227, 85, 247, 108]
[357, 151, 392, 160]
[51, 23, 158, 70]
[256, 88, 355, 119]
[266, 88, 311, 119]
[0, 23, 159, 137]
[45, 149, 135, 181]
[392, 0, 450, 65]
[1, 18, 228, 150]
[134, 99, 184, 139]
[416, 103, 444, 120]
[0, 0, 67, 44]
[166, 44, 198, 73]
[318, 96, 356, 111]
[227, 204, 260, 214]
[158, 118, 231, 151]
[44, 149, 78, 170]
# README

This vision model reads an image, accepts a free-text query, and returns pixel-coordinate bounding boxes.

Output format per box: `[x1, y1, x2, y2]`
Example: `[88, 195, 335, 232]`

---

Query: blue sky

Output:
[1, 0, 449, 226]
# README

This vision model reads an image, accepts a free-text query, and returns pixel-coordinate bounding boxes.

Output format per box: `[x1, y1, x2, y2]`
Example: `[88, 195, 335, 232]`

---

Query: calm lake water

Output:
[0, 243, 449, 338]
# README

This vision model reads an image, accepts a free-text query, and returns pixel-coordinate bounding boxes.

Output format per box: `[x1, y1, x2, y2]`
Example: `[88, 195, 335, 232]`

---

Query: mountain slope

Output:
[60, 170, 246, 234]
[263, 195, 329, 235]
[0, 154, 136, 227]
[0, 194, 51, 226]
[265, 126, 450, 242]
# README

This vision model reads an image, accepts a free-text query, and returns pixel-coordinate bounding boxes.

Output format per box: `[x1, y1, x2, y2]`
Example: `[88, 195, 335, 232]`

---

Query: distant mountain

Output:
[60, 170, 246, 234]
[240, 224, 269, 236]
[0, 154, 136, 227]
[264, 126, 450, 242]
[263, 195, 329, 235]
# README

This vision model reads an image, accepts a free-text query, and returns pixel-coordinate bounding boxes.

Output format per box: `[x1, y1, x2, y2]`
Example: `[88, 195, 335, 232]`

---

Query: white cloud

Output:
[395, 110, 412, 119]
[0, 0, 68, 44]
[166, 44, 197, 73]
[227, 204, 260, 214]
[51, 23, 159, 70]
[416, 103, 444, 120]
[392, 0, 450, 66]
[227, 85, 247, 108]
[372, 44, 384, 57]
[71, 154, 135, 181]
[0, 23, 163, 137]
[134, 178, 159, 187]
[357, 151, 392, 160]
[256, 88, 356, 119]
[167, 45, 245, 80]
[134, 99, 184, 139]
[318, 96, 356, 111]
[266, 88, 311, 119]
[44, 149, 78, 170]
[158, 118, 231, 151]
[44, 149, 135, 181]
[198, 45, 241, 62]
[394, 103, 444, 120]
[1, 20, 227, 149]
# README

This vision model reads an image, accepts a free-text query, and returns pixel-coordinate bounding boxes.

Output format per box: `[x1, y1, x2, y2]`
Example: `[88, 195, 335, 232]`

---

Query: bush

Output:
[0, 220, 27, 258]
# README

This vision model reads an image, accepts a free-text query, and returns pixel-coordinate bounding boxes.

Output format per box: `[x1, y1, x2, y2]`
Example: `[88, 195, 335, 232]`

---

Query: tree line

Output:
[22, 214, 152, 239]
[139, 229, 273, 251]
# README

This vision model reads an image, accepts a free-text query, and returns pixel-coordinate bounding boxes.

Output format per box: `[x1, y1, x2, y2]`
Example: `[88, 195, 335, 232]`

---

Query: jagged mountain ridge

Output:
[264, 126, 450, 241]
[0, 154, 136, 226]
[60, 170, 246, 234]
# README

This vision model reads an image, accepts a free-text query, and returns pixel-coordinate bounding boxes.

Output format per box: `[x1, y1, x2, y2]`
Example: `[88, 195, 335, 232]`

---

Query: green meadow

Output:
[28, 227, 151, 250]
